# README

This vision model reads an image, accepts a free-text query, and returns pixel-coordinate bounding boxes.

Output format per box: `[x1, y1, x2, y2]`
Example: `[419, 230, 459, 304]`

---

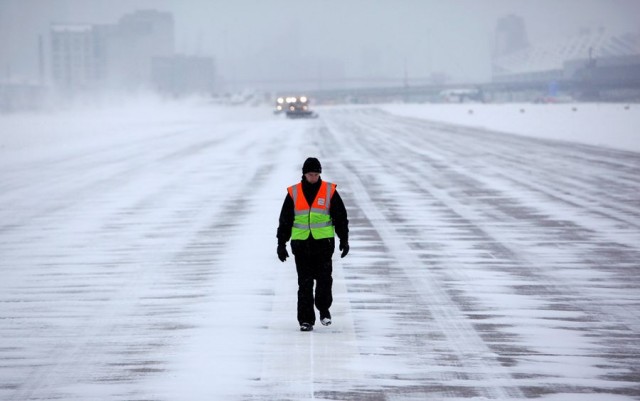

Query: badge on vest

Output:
[318, 198, 325, 206]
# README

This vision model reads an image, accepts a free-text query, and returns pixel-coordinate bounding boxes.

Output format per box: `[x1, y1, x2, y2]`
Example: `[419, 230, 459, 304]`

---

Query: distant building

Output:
[491, 29, 640, 101]
[49, 10, 174, 94]
[0, 82, 47, 112]
[50, 24, 100, 91]
[152, 55, 215, 95]
[492, 30, 640, 83]
[107, 10, 174, 89]
[494, 15, 529, 58]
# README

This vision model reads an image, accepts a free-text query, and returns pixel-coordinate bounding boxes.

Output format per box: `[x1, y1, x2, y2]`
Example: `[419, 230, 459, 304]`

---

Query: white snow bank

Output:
[380, 103, 640, 153]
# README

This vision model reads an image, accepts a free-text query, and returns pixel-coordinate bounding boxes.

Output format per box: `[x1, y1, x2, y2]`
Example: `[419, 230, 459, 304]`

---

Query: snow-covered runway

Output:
[1, 101, 639, 400]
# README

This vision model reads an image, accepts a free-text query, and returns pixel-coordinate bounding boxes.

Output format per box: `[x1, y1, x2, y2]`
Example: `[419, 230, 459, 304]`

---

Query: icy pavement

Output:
[1, 102, 639, 400]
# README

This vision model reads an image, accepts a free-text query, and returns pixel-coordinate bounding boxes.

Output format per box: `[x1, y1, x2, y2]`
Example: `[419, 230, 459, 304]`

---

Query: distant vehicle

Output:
[274, 95, 317, 118]
[440, 88, 482, 103]
[533, 95, 574, 104]
[274, 96, 286, 113]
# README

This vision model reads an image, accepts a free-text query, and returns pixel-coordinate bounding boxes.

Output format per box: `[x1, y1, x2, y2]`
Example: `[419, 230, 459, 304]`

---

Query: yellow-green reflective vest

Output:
[288, 181, 336, 240]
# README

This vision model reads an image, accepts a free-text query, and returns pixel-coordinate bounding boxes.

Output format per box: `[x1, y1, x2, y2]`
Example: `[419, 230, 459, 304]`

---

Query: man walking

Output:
[276, 157, 349, 332]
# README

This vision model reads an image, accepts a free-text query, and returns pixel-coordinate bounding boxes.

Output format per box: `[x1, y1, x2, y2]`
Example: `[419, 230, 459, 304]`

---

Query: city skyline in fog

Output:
[1, 0, 639, 92]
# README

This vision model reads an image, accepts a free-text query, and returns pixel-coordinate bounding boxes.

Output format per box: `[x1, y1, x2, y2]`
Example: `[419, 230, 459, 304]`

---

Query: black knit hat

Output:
[302, 157, 322, 174]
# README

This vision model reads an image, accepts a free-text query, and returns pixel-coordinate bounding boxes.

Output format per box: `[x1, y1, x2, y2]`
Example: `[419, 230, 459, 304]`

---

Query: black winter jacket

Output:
[277, 178, 349, 248]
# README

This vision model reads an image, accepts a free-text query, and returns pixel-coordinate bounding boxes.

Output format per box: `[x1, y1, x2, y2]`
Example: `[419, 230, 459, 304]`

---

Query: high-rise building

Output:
[107, 10, 174, 89]
[50, 24, 99, 91]
[50, 10, 174, 93]
[494, 15, 529, 57]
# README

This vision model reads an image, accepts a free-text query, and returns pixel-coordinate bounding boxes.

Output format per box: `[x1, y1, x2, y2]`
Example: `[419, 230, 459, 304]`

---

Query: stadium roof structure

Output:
[493, 30, 640, 79]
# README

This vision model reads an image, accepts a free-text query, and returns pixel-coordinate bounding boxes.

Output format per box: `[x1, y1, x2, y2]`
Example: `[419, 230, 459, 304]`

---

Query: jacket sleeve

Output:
[330, 190, 349, 242]
[276, 193, 294, 245]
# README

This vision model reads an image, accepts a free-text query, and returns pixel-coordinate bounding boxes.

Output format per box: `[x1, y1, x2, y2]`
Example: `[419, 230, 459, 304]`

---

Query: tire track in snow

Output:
[321, 108, 640, 398]
[341, 109, 640, 323]
[378, 111, 640, 232]
[321, 115, 524, 399]
[0, 120, 288, 401]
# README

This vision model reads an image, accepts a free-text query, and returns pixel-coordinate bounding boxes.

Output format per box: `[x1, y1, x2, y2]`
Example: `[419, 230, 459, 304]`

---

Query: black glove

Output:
[339, 241, 349, 258]
[277, 244, 289, 262]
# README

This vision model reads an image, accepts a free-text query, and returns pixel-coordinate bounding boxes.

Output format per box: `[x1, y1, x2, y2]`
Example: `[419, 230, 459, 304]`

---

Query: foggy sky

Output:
[1, 0, 639, 91]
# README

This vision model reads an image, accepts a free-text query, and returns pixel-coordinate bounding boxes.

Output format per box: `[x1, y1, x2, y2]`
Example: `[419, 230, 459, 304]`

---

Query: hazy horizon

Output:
[2, 0, 639, 91]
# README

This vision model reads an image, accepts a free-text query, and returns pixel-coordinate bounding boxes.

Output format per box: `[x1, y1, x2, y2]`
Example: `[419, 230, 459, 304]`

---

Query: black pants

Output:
[292, 238, 334, 325]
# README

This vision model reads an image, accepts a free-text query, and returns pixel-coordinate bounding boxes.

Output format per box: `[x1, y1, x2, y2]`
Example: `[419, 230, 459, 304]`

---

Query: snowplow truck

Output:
[283, 96, 316, 118]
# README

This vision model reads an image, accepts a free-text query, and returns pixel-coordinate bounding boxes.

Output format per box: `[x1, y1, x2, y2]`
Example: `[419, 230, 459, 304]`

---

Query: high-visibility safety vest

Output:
[288, 181, 336, 240]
